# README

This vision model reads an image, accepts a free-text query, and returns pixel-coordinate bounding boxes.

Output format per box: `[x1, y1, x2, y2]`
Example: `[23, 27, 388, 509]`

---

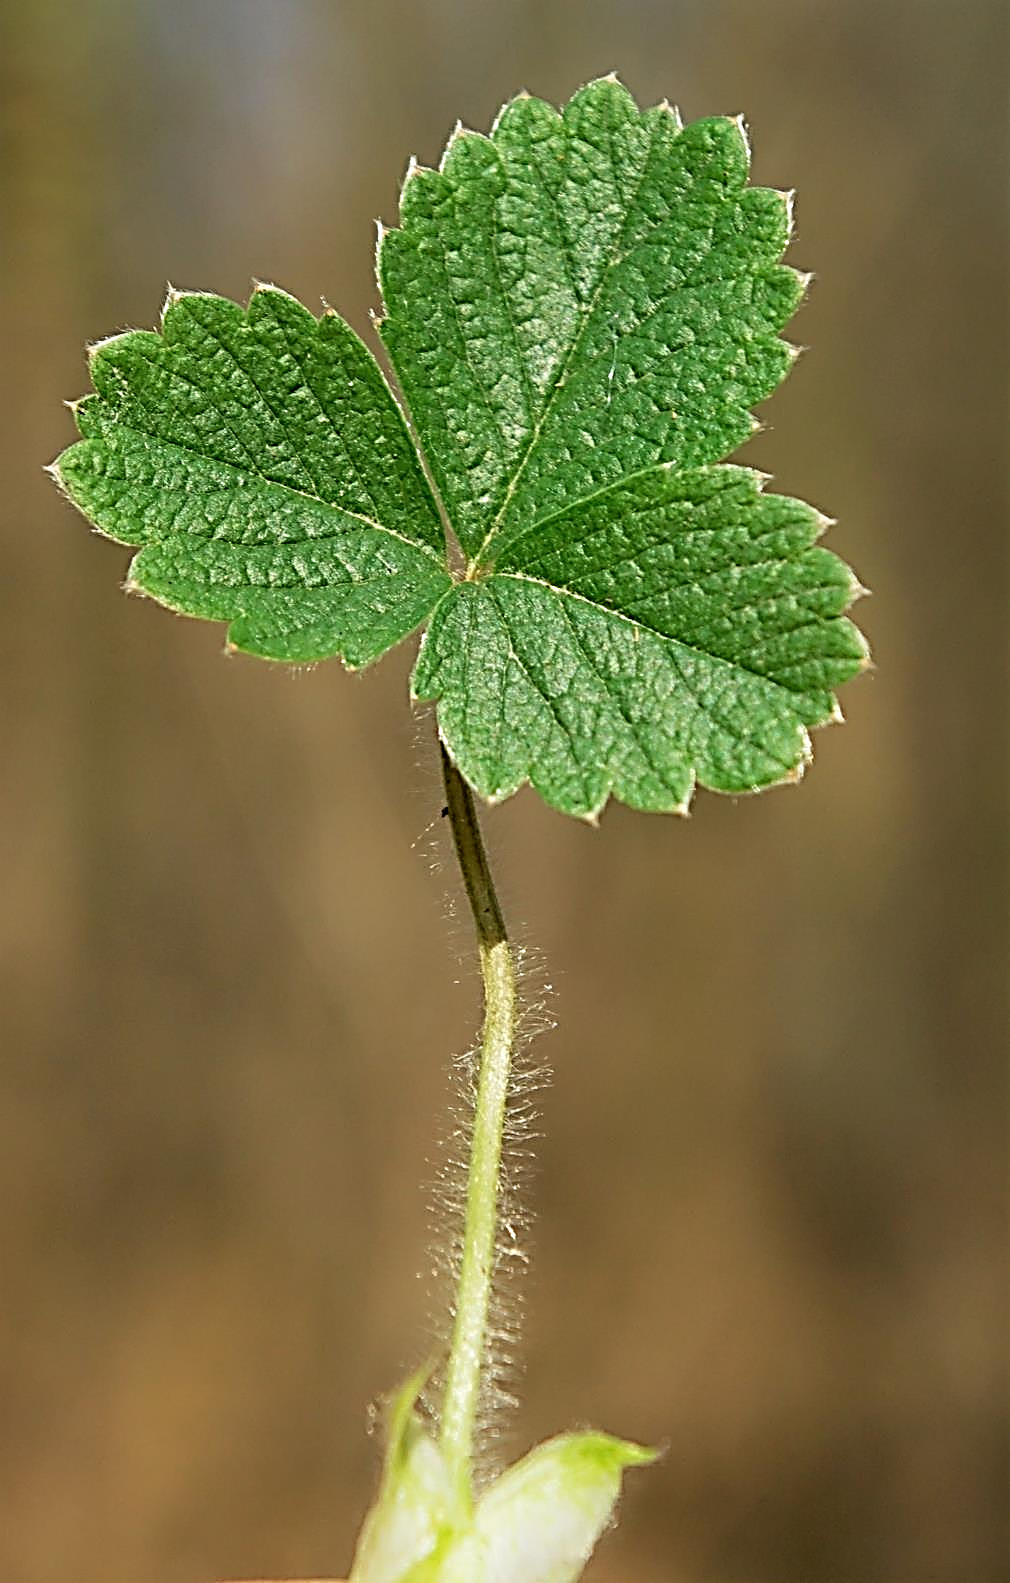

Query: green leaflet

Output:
[378, 81, 801, 561]
[413, 466, 866, 815]
[53, 77, 868, 817]
[55, 285, 450, 665]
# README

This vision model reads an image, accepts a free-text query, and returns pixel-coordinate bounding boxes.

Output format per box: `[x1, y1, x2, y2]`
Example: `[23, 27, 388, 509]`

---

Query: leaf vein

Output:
[550, 589, 678, 796]
[473, 114, 663, 564]
[498, 570, 814, 705]
[100, 422, 448, 566]
[268, 308, 385, 523]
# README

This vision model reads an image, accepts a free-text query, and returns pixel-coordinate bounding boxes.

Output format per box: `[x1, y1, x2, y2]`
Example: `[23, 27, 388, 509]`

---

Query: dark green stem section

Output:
[438, 736, 518, 1511]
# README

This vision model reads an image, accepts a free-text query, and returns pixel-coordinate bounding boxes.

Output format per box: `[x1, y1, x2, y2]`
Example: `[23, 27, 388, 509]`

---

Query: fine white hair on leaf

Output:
[732, 112, 753, 164]
[161, 282, 184, 319]
[775, 187, 797, 233]
[86, 330, 135, 363]
[373, 218, 388, 276]
[438, 119, 466, 173]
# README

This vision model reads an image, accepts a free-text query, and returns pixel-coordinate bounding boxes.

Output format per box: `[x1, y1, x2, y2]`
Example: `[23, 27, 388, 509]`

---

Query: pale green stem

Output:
[438, 738, 518, 1512]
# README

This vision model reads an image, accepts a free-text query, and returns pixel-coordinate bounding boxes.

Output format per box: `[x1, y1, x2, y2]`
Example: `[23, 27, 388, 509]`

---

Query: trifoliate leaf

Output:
[53, 78, 867, 816]
[55, 285, 450, 665]
[349, 1373, 655, 1583]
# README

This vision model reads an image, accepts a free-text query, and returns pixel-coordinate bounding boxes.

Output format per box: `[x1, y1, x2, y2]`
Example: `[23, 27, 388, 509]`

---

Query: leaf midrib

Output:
[470, 114, 663, 568]
[84, 420, 449, 569]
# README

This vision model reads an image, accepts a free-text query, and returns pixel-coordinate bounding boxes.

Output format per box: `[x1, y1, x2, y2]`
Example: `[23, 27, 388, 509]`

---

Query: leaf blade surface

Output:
[379, 79, 803, 564]
[56, 285, 450, 665]
[413, 466, 866, 816]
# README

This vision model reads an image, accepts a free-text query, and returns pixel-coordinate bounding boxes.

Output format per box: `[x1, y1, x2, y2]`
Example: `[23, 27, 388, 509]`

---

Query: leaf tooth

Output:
[439, 119, 497, 183]
[491, 86, 562, 140]
[490, 95, 516, 135]
[86, 329, 135, 366]
[159, 286, 216, 312]
[373, 214, 390, 276]
[493, 84, 533, 126]
[438, 117, 466, 173]
[773, 186, 797, 235]
[782, 747, 810, 786]
[811, 509, 838, 537]
[46, 452, 104, 515]
[731, 112, 753, 167]
[394, 153, 436, 223]
[842, 594, 874, 658]
[159, 285, 220, 334]
[656, 97, 684, 131]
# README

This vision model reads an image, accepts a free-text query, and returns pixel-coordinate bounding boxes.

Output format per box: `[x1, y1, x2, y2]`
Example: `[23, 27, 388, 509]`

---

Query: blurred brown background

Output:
[1, 2, 1006, 1580]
